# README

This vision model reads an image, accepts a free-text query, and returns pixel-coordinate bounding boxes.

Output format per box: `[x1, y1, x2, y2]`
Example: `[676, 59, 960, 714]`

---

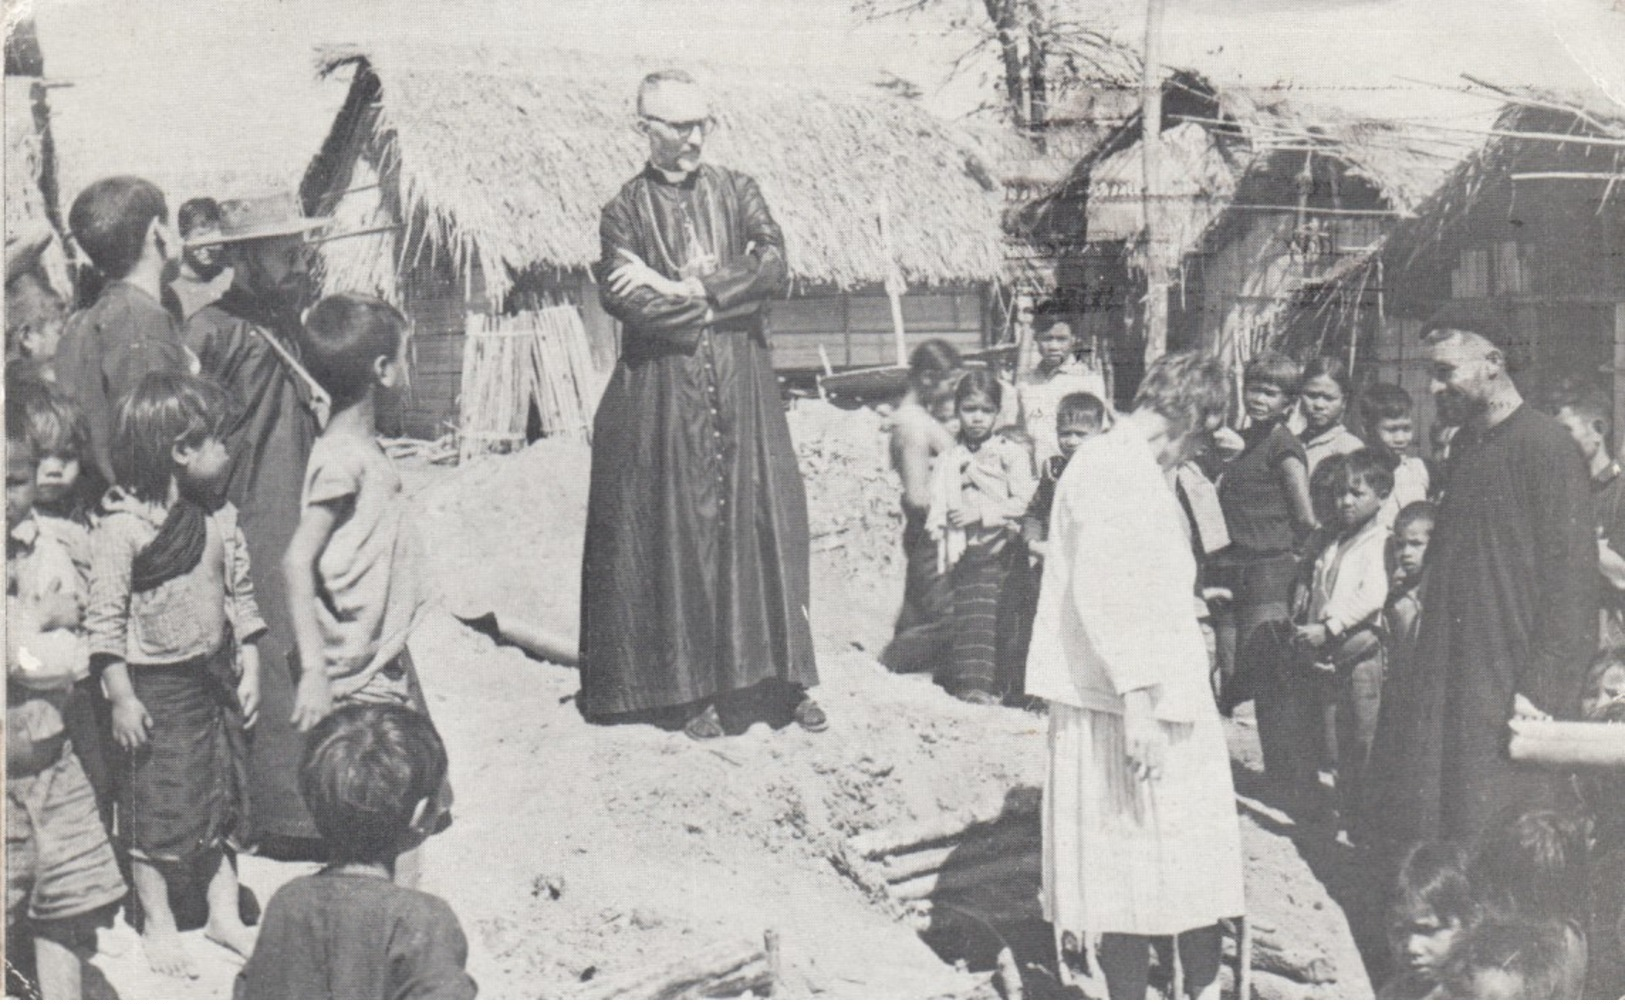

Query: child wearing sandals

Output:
[84, 372, 261, 976]
[234, 703, 474, 999]
[283, 293, 443, 882]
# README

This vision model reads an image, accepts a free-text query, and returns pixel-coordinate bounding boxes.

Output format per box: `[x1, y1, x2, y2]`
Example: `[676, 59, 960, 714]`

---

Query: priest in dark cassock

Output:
[1372, 307, 1595, 852]
[184, 194, 332, 848]
[580, 69, 825, 740]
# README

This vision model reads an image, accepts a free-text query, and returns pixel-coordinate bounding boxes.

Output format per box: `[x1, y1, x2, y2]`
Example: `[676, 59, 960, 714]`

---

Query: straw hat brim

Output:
[187, 216, 333, 249]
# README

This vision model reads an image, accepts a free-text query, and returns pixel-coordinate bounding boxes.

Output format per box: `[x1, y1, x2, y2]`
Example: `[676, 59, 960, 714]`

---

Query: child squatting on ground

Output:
[233, 703, 474, 999]
[83, 371, 262, 977]
[926, 369, 1037, 705]
[6, 399, 127, 1000]
[282, 292, 440, 884]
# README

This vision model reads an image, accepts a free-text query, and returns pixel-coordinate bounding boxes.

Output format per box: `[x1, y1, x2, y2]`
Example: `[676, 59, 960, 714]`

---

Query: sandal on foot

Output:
[683, 705, 724, 741]
[793, 697, 829, 733]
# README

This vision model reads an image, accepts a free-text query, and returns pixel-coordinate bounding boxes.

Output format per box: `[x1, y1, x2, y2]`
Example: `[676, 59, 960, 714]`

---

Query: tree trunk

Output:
[984, 0, 1028, 128]
[1026, 0, 1049, 153]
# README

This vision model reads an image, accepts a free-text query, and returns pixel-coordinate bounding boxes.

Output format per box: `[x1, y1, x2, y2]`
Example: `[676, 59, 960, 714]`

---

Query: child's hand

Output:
[1295, 623, 1330, 649]
[946, 504, 974, 529]
[111, 696, 152, 751]
[290, 670, 332, 732]
[237, 646, 261, 730]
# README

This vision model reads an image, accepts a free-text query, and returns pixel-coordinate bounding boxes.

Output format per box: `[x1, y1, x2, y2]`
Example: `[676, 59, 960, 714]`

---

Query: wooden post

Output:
[1614, 303, 1625, 459]
[880, 199, 908, 368]
[1140, 0, 1169, 368]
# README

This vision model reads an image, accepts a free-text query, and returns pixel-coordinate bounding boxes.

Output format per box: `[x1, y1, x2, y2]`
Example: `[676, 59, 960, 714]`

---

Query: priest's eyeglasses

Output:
[642, 114, 718, 138]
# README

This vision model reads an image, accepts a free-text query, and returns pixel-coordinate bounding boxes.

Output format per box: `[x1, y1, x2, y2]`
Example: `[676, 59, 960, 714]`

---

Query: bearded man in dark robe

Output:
[1372, 308, 1595, 850]
[580, 69, 825, 740]
[184, 194, 329, 848]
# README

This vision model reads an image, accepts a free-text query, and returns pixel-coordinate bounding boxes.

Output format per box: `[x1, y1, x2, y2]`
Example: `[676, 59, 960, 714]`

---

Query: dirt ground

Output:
[84, 399, 1376, 1000]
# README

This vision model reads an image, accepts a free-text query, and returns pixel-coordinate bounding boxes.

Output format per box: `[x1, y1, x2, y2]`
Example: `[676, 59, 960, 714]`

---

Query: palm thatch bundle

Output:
[458, 306, 606, 461]
[309, 44, 1015, 305]
[5, 78, 70, 299]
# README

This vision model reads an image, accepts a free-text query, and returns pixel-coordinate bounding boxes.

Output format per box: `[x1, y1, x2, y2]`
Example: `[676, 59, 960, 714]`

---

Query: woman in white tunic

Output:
[1027, 351, 1245, 1000]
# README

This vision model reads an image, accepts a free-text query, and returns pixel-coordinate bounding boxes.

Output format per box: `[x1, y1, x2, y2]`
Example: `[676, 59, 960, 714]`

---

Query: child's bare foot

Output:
[141, 928, 197, 979]
[205, 916, 258, 960]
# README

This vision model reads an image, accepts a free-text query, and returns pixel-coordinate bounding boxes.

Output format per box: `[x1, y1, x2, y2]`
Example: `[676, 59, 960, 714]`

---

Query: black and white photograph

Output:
[2, 0, 1624, 997]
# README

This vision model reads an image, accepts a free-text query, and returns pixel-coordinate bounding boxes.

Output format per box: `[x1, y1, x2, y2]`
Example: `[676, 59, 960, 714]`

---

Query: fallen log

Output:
[847, 801, 1037, 861]
[582, 936, 773, 999]
[1509, 718, 1625, 768]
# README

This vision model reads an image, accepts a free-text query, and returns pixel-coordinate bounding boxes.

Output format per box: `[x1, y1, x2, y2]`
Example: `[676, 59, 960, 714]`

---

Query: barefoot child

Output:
[283, 294, 438, 879]
[6, 413, 127, 999]
[1293, 450, 1393, 836]
[883, 340, 962, 675]
[84, 372, 262, 975]
[233, 703, 474, 999]
[927, 369, 1037, 704]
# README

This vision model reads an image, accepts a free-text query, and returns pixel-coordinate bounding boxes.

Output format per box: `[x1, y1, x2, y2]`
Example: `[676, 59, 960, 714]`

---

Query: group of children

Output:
[886, 330, 1625, 997]
[885, 318, 1109, 706]
[6, 177, 475, 997]
[1382, 710, 1625, 1000]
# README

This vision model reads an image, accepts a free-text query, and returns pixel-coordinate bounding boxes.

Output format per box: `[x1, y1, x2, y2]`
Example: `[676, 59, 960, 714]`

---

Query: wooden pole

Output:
[880, 199, 909, 368]
[1614, 303, 1625, 468]
[1140, 0, 1169, 368]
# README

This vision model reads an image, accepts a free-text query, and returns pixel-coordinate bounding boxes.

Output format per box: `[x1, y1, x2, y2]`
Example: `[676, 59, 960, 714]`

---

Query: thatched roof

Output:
[5, 76, 70, 298]
[1382, 84, 1625, 272]
[305, 46, 1017, 302]
[1014, 79, 1477, 279]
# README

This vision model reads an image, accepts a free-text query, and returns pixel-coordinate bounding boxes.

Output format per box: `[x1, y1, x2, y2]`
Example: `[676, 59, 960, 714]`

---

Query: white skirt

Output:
[1042, 704, 1246, 936]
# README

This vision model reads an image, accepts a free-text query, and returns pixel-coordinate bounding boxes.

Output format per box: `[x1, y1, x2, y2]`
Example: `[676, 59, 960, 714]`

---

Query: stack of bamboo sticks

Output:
[458, 306, 606, 462]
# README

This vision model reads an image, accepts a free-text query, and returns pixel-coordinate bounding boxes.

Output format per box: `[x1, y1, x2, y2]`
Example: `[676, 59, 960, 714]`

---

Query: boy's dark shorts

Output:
[6, 745, 126, 937]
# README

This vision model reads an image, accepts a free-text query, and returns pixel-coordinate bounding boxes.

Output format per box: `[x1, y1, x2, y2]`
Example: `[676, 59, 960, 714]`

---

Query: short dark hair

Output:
[1243, 351, 1301, 394]
[1135, 351, 1228, 438]
[1471, 808, 1591, 926]
[1422, 302, 1514, 350]
[1300, 355, 1353, 399]
[176, 197, 221, 238]
[301, 293, 410, 411]
[68, 176, 168, 280]
[1338, 447, 1396, 499]
[954, 367, 1003, 410]
[908, 338, 962, 390]
[1057, 392, 1105, 430]
[1394, 499, 1437, 535]
[1033, 315, 1073, 337]
[300, 703, 448, 865]
[9, 376, 89, 462]
[637, 68, 698, 114]
[1441, 916, 1572, 999]
[110, 371, 229, 502]
[1362, 382, 1413, 425]
[1392, 841, 1479, 934]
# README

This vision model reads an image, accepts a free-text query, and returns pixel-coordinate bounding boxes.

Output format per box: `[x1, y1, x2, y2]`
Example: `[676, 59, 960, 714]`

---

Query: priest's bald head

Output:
[1424, 305, 1523, 427]
[636, 69, 715, 176]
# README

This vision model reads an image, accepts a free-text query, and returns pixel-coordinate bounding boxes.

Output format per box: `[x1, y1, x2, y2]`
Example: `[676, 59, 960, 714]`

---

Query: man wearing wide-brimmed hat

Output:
[183, 192, 335, 850]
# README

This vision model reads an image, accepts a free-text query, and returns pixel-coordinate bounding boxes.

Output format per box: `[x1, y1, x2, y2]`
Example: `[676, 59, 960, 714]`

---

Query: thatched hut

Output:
[302, 46, 1015, 438]
[1304, 85, 1625, 443]
[1014, 75, 1468, 405]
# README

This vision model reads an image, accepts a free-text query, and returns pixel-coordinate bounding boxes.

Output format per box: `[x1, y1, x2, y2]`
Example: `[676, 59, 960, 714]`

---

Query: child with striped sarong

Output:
[927, 369, 1036, 704]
